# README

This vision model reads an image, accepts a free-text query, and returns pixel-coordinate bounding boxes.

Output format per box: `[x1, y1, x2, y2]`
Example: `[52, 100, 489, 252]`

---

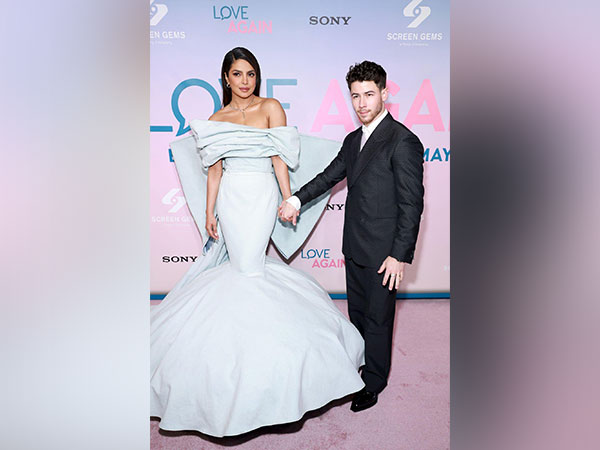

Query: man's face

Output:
[350, 81, 388, 126]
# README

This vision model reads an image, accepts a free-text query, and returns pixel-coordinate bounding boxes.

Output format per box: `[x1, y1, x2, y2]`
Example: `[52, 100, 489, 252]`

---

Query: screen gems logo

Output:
[162, 188, 186, 213]
[150, 0, 168, 26]
[150, 0, 187, 42]
[152, 188, 194, 223]
[403, 0, 431, 28]
[387, 0, 441, 45]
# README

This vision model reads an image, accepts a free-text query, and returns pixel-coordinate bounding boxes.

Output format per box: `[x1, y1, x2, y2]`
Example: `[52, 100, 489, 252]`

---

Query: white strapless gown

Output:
[150, 121, 365, 437]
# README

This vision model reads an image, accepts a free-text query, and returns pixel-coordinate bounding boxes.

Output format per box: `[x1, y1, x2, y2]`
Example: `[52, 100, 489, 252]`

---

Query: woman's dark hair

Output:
[220, 47, 261, 106]
[345, 61, 387, 90]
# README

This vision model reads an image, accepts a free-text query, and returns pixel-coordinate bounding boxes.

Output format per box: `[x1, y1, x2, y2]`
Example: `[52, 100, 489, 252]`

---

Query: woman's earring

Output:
[226, 82, 230, 88]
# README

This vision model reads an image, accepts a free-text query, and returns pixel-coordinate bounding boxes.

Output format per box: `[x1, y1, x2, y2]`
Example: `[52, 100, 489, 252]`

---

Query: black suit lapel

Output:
[346, 131, 361, 183]
[349, 114, 394, 188]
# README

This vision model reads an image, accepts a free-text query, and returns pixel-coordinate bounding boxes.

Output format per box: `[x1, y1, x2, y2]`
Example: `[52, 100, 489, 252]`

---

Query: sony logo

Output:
[309, 16, 351, 25]
[326, 203, 345, 210]
[162, 256, 198, 263]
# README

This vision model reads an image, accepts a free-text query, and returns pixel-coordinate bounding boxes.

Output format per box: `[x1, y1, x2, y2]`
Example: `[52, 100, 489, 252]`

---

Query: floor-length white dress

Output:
[150, 120, 365, 437]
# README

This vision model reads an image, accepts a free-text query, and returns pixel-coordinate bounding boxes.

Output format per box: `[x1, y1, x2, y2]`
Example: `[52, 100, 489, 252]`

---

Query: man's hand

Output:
[205, 214, 219, 240]
[278, 200, 299, 225]
[378, 256, 405, 291]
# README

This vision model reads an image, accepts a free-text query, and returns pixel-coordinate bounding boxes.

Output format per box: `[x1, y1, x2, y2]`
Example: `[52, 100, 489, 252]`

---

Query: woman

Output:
[150, 47, 364, 437]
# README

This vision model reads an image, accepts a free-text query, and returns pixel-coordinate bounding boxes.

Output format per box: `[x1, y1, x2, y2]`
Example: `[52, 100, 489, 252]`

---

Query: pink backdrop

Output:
[150, 0, 449, 297]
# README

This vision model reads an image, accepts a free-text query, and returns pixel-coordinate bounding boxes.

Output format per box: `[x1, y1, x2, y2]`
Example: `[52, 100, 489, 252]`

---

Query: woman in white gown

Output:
[150, 47, 365, 437]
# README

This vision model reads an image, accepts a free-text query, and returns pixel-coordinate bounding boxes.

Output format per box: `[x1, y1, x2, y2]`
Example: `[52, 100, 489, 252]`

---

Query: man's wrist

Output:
[286, 195, 301, 210]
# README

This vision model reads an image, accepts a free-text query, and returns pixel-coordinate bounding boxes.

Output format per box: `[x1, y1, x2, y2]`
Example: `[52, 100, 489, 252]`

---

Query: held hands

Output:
[205, 214, 219, 240]
[278, 200, 300, 225]
[378, 256, 405, 291]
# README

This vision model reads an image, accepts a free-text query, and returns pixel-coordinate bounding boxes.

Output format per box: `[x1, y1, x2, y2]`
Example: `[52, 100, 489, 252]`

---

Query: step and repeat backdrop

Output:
[150, 0, 449, 296]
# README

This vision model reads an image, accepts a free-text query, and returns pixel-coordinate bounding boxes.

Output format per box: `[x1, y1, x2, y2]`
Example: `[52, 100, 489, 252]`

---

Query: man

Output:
[279, 61, 424, 412]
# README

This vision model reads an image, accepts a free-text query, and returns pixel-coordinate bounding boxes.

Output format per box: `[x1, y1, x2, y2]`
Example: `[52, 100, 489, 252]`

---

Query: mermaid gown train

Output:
[150, 120, 365, 437]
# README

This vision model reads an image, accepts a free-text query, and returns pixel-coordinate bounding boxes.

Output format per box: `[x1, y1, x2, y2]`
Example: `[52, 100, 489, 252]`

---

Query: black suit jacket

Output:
[295, 113, 424, 267]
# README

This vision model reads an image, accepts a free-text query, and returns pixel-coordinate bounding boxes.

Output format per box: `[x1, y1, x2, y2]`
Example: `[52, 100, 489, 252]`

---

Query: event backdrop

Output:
[150, 0, 449, 297]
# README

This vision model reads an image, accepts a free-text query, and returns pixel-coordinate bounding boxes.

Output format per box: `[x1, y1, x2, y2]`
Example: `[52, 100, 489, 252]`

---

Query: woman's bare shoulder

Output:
[260, 97, 284, 112]
[208, 108, 228, 121]
[259, 98, 286, 127]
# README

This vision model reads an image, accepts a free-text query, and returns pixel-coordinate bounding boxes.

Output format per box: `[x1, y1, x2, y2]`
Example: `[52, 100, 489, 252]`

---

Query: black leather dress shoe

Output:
[350, 388, 378, 412]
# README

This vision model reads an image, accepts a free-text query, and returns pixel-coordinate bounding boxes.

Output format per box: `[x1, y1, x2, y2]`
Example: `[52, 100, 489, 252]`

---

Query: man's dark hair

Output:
[345, 61, 387, 90]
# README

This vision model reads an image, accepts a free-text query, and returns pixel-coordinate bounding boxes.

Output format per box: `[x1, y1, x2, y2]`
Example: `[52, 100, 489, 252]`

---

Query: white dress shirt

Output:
[359, 108, 388, 150]
[286, 109, 389, 211]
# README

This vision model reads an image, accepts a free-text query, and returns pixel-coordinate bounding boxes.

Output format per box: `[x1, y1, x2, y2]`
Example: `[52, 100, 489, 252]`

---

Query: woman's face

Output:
[225, 59, 257, 99]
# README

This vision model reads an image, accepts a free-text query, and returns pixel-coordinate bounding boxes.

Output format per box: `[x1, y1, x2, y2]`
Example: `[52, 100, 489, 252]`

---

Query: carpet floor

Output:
[150, 299, 449, 449]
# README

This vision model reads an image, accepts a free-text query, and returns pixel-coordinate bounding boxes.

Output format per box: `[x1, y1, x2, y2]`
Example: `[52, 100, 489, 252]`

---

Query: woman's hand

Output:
[206, 214, 219, 240]
[278, 200, 299, 225]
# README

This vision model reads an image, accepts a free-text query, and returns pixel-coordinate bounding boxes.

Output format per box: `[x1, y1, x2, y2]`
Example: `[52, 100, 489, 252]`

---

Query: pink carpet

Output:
[150, 299, 449, 449]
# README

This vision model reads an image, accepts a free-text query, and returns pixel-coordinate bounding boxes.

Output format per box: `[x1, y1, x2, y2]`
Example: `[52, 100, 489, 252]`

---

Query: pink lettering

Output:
[228, 20, 272, 34]
[311, 79, 355, 132]
[404, 79, 444, 131]
[260, 21, 272, 33]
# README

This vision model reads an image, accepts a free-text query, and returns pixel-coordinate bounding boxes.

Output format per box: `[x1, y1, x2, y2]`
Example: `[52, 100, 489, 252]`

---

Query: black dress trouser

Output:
[345, 257, 397, 393]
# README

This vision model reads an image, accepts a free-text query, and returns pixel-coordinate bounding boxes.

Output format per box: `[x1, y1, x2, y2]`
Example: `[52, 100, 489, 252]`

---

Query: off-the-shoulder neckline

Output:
[190, 119, 295, 132]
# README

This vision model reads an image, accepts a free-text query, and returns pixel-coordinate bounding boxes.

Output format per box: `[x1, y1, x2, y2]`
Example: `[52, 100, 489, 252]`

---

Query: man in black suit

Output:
[279, 61, 424, 412]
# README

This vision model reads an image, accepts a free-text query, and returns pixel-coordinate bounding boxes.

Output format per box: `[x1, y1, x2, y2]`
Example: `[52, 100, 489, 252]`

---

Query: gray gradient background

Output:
[1, 1, 599, 449]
